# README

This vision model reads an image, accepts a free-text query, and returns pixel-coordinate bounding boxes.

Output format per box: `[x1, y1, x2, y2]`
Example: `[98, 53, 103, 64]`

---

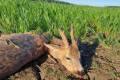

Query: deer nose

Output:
[77, 70, 85, 76]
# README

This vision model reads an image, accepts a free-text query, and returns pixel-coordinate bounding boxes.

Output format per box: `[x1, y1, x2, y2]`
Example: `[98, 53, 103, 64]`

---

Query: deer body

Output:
[0, 28, 83, 79]
[0, 34, 48, 79]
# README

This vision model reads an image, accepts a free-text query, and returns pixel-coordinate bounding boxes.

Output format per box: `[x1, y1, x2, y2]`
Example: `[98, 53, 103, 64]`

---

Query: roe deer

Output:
[44, 28, 84, 77]
[0, 28, 83, 79]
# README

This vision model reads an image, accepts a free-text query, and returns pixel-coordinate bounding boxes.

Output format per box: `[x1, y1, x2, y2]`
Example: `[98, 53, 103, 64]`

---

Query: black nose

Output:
[77, 70, 85, 76]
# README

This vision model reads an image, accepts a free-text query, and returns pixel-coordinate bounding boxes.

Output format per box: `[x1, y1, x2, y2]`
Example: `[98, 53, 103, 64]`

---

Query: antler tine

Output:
[70, 27, 76, 44]
[59, 29, 69, 48]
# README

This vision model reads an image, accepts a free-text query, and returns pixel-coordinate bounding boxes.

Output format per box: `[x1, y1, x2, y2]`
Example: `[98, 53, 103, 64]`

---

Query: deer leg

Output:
[31, 63, 41, 80]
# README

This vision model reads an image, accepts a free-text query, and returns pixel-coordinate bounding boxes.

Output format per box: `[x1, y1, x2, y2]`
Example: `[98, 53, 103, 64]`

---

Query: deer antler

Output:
[59, 29, 69, 48]
[70, 27, 76, 45]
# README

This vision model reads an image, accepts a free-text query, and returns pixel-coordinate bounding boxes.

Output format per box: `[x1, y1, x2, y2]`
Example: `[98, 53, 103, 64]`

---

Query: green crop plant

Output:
[0, 0, 120, 46]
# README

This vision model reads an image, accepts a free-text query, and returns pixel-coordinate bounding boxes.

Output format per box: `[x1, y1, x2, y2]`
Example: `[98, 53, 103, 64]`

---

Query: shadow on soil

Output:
[78, 38, 99, 73]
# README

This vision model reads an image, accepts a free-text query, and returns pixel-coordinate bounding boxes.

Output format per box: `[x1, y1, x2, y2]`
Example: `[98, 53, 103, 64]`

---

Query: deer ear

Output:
[44, 43, 60, 59]
[44, 43, 59, 51]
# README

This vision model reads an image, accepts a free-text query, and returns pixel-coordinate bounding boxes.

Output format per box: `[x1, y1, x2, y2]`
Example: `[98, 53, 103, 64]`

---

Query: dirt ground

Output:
[3, 40, 120, 80]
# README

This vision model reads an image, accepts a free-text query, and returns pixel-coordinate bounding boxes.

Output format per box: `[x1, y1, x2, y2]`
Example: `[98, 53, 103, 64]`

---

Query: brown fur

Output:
[44, 28, 84, 77]
[0, 34, 48, 79]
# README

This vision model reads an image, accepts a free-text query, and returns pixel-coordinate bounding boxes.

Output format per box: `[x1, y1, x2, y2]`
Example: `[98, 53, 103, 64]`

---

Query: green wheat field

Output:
[0, 0, 120, 46]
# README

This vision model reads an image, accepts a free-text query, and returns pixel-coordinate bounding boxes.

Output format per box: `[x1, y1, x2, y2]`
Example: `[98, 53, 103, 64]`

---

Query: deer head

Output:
[44, 27, 84, 77]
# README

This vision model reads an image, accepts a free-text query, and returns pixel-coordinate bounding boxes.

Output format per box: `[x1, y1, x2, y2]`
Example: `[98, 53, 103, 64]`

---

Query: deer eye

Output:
[66, 57, 71, 60]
